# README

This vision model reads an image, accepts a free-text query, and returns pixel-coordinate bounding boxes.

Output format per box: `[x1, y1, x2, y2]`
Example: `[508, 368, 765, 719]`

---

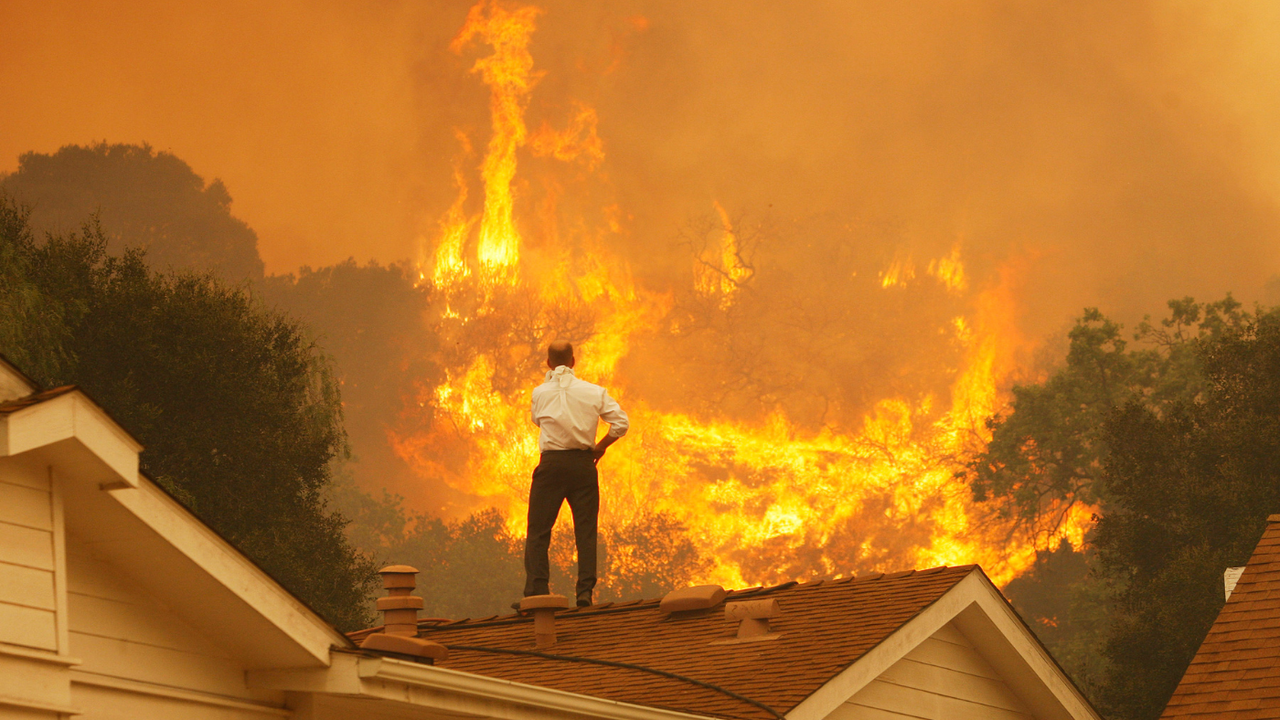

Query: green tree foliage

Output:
[261, 260, 441, 496]
[600, 511, 710, 602]
[0, 203, 70, 381]
[0, 143, 264, 280]
[0, 198, 375, 630]
[1002, 540, 1114, 696]
[1093, 308, 1280, 719]
[400, 509, 526, 619]
[971, 298, 1245, 534]
[970, 297, 1277, 718]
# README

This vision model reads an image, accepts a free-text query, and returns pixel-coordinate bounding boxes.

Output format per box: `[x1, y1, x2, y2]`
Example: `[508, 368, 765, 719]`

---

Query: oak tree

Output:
[0, 198, 376, 630]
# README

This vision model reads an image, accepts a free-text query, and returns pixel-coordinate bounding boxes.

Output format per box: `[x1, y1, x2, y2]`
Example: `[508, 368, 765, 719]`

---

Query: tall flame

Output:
[429, 130, 476, 288]
[401, 0, 1091, 593]
[451, 0, 543, 282]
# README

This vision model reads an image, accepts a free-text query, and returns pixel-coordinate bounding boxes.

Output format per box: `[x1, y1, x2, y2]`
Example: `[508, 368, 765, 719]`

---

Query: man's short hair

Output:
[548, 340, 574, 367]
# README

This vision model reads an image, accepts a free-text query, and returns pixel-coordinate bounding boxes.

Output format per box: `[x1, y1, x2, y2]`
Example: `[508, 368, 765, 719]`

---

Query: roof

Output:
[348, 565, 977, 720]
[1162, 515, 1280, 719]
[0, 384, 75, 414]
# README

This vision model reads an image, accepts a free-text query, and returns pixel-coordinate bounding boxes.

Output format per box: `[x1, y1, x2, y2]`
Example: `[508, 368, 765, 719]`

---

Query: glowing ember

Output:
[397, 0, 1092, 592]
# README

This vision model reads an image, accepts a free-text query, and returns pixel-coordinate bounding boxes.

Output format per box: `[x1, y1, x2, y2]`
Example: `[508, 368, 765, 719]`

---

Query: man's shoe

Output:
[576, 597, 591, 608]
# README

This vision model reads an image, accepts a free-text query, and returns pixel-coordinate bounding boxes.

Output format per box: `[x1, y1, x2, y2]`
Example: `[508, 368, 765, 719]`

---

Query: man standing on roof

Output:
[522, 339, 629, 608]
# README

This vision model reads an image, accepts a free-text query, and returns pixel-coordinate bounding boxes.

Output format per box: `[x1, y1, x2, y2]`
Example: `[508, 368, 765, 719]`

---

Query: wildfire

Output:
[450, 0, 543, 282]
[428, 130, 476, 289]
[693, 202, 752, 310]
[398, 0, 1091, 594]
[879, 252, 916, 288]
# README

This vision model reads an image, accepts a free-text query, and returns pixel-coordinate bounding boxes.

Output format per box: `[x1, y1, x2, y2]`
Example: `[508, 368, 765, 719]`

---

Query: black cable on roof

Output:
[420, 582, 806, 632]
[442, 644, 785, 720]
[420, 602, 667, 631]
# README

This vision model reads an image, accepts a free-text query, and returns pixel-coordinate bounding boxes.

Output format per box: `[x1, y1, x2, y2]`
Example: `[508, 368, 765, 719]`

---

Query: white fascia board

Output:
[0, 391, 140, 487]
[250, 651, 719, 720]
[786, 569, 1099, 720]
[103, 478, 349, 665]
[0, 359, 37, 402]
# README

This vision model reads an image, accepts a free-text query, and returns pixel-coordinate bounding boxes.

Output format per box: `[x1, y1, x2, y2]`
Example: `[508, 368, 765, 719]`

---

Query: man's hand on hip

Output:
[593, 434, 618, 465]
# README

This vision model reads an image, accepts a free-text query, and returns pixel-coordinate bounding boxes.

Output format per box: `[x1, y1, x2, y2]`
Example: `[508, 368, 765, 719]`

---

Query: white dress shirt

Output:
[530, 366, 629, 452]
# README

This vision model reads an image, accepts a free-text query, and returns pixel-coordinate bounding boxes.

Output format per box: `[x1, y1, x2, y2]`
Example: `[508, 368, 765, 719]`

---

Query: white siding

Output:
[64, 534, 288, 719]
[835, 621, 1033, 720]
[0, 457, 57, 652]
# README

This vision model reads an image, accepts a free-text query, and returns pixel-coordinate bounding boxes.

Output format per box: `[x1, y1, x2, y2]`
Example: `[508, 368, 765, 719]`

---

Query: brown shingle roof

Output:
[0, 385, 77, 414]
[1162, 515, 1280, 720]
[349, 565, 977, 720]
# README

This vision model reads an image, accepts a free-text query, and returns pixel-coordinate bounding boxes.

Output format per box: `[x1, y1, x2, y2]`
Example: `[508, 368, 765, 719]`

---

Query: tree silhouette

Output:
[1, 142, 264, 280]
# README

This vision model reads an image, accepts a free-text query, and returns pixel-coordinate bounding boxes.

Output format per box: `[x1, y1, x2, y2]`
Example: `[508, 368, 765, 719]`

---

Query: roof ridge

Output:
[346, 564, 981, 639]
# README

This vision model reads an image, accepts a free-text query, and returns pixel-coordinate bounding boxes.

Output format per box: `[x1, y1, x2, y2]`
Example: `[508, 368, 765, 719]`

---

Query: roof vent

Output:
[519, 594, 571, 648]
[359, 565, 448, 663]
[1225, 566, 1246, 601]
[375, 565, 424, 635]
[660, 584, 726, 613]
[725, 598, 780, 639]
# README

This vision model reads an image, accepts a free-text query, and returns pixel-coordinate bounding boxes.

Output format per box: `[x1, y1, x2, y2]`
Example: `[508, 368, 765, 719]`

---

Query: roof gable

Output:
[842, 620, 1033, 718]
[1162, 514, 1280, 719]
[790, 569, 1097, 720]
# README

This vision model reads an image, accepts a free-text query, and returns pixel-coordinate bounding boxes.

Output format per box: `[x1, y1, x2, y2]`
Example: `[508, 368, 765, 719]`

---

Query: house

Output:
[0, 356, 1100, 720]
[1160, 514, 1280, 719]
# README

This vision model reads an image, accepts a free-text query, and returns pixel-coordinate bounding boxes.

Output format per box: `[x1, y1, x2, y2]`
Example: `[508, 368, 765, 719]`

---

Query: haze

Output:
[4, 1, 1279, 335]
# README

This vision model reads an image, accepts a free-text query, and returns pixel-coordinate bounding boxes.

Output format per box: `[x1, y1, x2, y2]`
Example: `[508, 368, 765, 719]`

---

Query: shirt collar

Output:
[546, 365, 576, 387]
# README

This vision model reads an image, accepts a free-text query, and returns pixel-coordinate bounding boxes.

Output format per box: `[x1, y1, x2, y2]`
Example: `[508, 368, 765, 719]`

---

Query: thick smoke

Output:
[6, 1, 1280, 521]
[4, 2, 1278, 317]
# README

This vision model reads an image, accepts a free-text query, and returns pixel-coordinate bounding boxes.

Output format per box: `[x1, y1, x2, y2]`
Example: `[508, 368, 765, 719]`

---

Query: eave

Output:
[250, 649, 725, 720]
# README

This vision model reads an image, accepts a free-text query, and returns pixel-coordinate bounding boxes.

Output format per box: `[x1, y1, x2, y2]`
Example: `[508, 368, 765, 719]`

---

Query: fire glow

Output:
[393, 0, 1092, 591]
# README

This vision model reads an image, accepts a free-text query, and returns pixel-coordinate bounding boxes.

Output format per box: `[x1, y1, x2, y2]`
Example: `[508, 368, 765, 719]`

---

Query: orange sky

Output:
[5, 1, 1280, 333]
[1, 0, 432, 271]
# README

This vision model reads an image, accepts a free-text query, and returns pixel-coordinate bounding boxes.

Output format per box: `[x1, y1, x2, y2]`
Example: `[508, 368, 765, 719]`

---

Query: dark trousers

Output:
[523, 449, 598, 602]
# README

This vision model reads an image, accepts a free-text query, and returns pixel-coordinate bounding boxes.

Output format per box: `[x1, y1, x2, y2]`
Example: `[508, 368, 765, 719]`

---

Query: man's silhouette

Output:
[522, 340, 628, 607]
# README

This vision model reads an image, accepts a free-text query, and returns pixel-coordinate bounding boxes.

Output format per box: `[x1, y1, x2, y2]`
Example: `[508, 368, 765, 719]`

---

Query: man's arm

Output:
[594, 390, 628, 463]
[593, 433, 620, 464]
